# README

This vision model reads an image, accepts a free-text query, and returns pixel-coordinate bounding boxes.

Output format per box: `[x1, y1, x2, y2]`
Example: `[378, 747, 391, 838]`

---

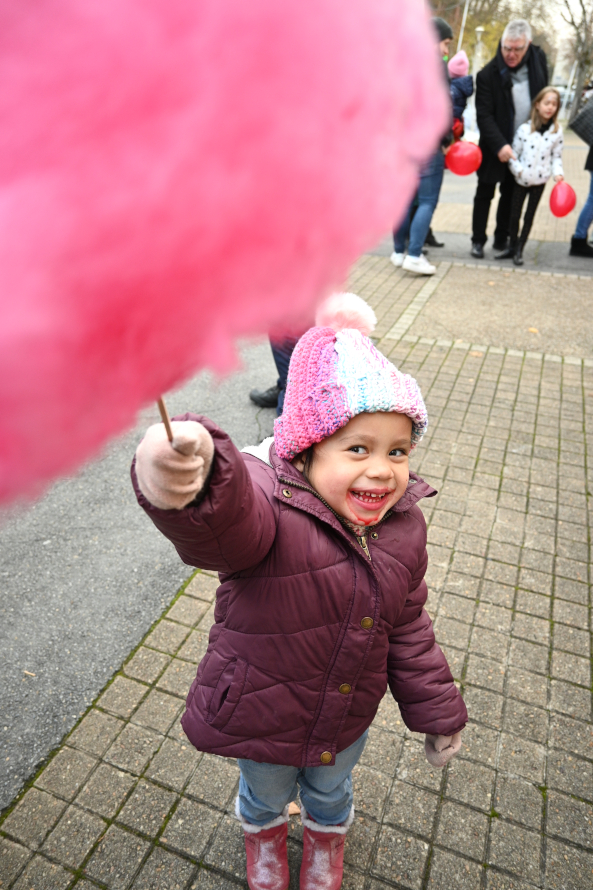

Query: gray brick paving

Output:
[1, 258, 591, 889]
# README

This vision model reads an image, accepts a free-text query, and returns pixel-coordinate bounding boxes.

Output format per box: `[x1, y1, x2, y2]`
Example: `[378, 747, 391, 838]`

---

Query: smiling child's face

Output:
[294, 411, 413, 527]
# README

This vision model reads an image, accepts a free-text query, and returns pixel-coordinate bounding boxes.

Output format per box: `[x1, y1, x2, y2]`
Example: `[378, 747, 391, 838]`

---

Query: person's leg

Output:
[236, 760, 298, 890]
[270, 336, 298, 415]
[407, 153, 444, 258]
[297, 732, 368, 890]
[425, 227, 445, 247]
[237, 760, 299, 827]
[297, 730, 368, 825]
[518, 183, 545, 247]
[471, 178, 496, 246]
[493, 169, 515, 249]
[570, 171, 593, 257]
[508, 183, 528, 250]
[393, 200, 414, 254]
[574, 171, 593, 239]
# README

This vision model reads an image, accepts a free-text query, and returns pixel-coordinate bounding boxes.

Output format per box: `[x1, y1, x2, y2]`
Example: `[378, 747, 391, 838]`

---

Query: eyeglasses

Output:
[502, 44, 527, 54]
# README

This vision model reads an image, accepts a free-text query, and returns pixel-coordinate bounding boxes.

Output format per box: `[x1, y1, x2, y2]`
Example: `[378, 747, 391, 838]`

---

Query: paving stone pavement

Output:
[1, 256, 592, 889]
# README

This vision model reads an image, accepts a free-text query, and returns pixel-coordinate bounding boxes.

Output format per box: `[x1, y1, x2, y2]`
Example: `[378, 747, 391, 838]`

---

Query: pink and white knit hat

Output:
[274, 293, 428, 459]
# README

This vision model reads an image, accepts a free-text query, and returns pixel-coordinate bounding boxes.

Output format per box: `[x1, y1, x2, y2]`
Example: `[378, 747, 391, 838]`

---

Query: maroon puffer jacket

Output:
[132, 415, 467, 768]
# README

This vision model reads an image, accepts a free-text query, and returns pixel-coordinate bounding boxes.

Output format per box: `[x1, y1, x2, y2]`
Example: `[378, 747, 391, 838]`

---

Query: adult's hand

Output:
[497, 144, 516, 163]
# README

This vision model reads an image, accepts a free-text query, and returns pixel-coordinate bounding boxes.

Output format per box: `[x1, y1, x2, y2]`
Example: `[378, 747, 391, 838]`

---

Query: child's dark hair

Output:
[530, 87, 561, 133]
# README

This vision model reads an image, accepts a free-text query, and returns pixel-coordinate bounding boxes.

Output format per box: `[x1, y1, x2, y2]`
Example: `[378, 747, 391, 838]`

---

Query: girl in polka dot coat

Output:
[502, 87, 564, 265]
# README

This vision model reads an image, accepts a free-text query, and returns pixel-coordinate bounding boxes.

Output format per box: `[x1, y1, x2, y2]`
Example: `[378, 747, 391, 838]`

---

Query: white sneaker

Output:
[389, 251, 404, 267]
[402, 254, 436, 275]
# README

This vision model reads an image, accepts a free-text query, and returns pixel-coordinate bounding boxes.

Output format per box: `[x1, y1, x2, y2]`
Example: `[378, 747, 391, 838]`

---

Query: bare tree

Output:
[559, 0, 593, 121]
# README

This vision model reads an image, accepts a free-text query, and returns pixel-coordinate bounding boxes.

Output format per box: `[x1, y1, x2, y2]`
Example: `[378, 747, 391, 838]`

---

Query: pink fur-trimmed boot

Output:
[299, 806, 354, 890]
[237, 800, 290, 890]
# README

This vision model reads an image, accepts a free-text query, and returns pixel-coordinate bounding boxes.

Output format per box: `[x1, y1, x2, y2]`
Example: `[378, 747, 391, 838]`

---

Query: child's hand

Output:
[424, 732, 462, 767]
[135, 421, 215, 510]
[554, 174, 564, 182]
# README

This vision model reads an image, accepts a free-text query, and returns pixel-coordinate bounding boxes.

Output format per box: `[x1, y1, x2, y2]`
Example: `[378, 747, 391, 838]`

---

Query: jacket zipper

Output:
[358, 535, 371, 560]
[278, 476, 379, 562]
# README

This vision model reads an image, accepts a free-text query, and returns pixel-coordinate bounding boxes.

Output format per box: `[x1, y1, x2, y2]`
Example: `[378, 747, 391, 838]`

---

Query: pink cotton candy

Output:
[0, 0, 448, 504]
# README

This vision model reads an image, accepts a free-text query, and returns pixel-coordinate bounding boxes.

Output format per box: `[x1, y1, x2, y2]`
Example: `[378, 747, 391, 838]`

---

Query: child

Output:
[132, 293, 467, 890]
[448, 50, 473, 138]
[499, 86, 564, 266]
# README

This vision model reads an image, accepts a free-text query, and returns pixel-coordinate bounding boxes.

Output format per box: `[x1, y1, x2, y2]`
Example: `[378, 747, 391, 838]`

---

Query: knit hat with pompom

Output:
[273, 292, 428, 459]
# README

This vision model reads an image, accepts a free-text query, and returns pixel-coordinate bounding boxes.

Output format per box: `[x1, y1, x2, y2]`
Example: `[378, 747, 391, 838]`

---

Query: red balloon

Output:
[445, 141, 482, 176]
[549, 181, 577, 217]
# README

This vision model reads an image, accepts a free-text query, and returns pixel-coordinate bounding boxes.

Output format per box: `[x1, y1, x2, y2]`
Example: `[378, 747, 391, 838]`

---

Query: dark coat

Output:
[586, 145, 593, 172]
[476, 43, 548, 183]
[132, 415, 467, 768]
[450, 75, 474, 119]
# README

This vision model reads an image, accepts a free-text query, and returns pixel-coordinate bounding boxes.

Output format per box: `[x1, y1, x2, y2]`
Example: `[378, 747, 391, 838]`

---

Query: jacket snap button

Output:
[360, 617, 374, 629]
[338, 683, 352, 695]
[282, 489, 292, 498]
[320, 751, 332, 764]
[371, 532, 378, 539]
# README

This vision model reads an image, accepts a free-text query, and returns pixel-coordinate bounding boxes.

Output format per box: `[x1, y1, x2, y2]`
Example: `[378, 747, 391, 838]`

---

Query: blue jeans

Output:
[270, 336, 298, 416]
[574, 171, 593, 239]
[394, 151, 445, 257]
[237, 730, 368, 827]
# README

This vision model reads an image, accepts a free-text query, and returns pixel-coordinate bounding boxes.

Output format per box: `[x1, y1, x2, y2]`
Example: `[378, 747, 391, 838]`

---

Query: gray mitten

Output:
[135, 421, 214, 510]
[424, 732, 462, 768]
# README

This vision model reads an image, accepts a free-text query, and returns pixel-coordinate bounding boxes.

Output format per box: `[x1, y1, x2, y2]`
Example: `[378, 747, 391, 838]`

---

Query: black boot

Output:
[513, 245, 524, 266]
[495, 247, 514, 260]
[493, 237, 509, 252]
[249, 385, 280, 408]
[470, 242, 484, 258]
[569, 236, 593, 257]
[425, 228, 444, 248]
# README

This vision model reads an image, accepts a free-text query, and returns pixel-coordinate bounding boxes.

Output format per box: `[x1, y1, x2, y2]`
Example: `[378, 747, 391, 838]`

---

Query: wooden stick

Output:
[157, 397, 174, 443]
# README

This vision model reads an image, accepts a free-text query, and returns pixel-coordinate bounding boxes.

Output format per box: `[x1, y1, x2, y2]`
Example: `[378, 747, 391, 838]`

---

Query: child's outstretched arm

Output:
[386, 533, 467, 767]
[135, 420, 215, 510]
[132, 414, 278, 572]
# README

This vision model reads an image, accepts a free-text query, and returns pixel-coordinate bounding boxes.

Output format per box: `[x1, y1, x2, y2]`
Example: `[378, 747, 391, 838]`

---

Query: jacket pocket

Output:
[205, 657, 249, 731]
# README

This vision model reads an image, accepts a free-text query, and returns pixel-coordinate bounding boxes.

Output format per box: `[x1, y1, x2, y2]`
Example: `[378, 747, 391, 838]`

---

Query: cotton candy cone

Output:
[0, 0, 449, 504]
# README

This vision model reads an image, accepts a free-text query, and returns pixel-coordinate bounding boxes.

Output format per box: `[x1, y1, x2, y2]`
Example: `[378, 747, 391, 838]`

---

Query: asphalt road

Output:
[0, 340, 278, 811]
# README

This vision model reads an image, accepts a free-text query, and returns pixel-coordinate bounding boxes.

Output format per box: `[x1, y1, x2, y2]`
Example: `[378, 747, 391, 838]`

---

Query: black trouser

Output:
[270, 336, 298, 416]
[509, 182, 545, 250]
[471, 168, 515, 247]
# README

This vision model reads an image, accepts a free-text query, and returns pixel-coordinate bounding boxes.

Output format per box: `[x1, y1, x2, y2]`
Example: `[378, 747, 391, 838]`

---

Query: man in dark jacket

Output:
[470, 19, 548, 258]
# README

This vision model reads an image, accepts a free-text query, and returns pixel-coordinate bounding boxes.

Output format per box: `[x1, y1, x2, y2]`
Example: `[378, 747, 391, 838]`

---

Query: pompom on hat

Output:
[274, 293, 428, 459]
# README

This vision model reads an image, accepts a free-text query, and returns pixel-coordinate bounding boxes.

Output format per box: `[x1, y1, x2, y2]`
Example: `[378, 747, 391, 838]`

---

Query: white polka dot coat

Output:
[508, 122, 564, 188]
